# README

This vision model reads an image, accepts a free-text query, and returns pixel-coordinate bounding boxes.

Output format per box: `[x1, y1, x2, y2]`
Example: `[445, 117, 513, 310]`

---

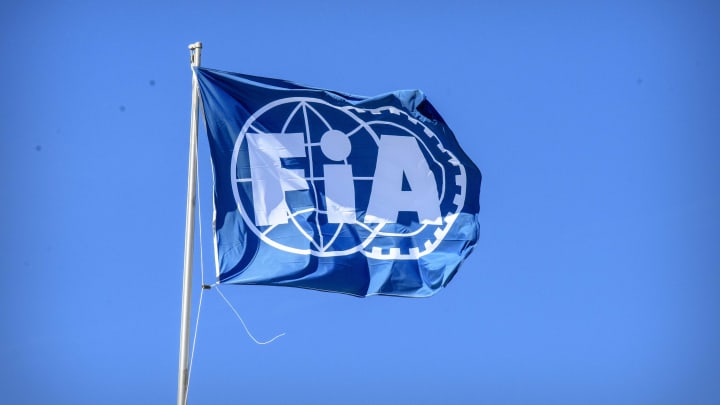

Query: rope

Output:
[186, 138, 207, 403]
[215, 285, 286, 345]
[186, 286, 205, 399]
[184, 134, 284, 404]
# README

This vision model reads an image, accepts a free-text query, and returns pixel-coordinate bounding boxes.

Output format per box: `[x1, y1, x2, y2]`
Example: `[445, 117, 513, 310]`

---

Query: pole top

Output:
[189, 42, 202, 67]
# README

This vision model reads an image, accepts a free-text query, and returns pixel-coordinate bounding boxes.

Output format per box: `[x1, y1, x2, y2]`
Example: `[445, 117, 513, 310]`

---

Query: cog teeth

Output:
[388, 247, 401, 258]
[455, 174, 464, 188]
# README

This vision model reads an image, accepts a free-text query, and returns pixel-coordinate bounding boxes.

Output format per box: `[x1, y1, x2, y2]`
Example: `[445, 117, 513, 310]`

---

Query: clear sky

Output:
[2, 1, 719, 404]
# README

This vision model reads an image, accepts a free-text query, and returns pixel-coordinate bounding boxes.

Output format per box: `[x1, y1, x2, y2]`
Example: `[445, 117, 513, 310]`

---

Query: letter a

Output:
[364, 135, 442, 224]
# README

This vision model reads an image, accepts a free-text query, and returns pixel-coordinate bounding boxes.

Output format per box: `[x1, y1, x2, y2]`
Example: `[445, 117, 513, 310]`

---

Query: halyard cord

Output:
[185, 281, 204, 403]
[186, 138, 207, 403]
[215, 285, 286, 345]
[185, 139, 285, 403]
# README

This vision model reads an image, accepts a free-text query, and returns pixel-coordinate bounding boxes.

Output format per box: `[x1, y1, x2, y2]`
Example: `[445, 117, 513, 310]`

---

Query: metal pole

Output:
[178, 41, 202, 405]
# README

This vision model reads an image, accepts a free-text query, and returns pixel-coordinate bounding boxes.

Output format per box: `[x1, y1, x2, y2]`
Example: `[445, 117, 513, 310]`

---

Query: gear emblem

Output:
[231, 97, 467, 259]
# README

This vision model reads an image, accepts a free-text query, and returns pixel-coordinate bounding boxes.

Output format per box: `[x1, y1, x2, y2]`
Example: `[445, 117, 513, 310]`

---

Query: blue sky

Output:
[2, 1, 719, 404]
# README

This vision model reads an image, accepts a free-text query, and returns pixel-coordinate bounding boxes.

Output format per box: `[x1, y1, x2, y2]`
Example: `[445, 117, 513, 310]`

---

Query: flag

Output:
[195, 67, 481, 297]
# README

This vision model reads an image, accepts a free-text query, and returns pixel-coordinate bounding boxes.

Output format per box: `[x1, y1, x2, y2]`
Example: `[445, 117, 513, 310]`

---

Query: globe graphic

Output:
[231, 97, 466, 259]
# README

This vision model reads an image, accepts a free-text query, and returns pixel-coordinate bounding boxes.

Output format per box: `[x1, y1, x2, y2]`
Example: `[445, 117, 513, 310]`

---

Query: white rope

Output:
[186, 138, 208, 403]
[186, 286, 205, 400]
[184, 132, 283, 404]
[215, 285, 286, 345]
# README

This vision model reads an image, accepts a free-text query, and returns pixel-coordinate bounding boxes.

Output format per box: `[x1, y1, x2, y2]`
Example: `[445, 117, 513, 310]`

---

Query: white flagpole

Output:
[178, 41, 202, 405]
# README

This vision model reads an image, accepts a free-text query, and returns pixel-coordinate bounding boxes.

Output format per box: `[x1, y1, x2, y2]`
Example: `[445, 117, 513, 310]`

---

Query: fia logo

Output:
[231, 97, 467, 259]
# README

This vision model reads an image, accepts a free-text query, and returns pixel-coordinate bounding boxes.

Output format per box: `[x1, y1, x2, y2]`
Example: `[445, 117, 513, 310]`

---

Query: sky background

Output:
[2, 1, 720, 404]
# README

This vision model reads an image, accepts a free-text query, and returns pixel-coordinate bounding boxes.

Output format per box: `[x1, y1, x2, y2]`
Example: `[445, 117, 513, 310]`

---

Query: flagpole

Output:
[178, 41, 202, 405]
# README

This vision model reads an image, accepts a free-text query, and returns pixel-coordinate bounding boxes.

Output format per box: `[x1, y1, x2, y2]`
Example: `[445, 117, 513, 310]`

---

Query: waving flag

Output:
[195, 67, 481, 297]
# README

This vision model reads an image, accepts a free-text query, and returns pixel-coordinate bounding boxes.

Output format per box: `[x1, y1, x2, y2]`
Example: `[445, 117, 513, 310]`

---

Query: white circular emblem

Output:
[231, 97, 466, 259]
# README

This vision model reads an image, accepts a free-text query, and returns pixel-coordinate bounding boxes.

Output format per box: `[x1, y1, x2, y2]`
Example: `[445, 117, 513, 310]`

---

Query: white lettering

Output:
[324, 165, 356, 223]
[364, 135, 441, 224]
[247, 132, 308, 226]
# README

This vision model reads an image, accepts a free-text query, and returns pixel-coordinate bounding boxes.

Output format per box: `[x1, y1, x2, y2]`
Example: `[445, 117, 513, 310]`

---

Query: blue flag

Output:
[195, 67, 481, 297]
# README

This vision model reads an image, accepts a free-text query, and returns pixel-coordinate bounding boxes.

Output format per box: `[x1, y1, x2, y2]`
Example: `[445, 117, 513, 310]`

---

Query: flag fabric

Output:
[195, 66, 481, 297]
